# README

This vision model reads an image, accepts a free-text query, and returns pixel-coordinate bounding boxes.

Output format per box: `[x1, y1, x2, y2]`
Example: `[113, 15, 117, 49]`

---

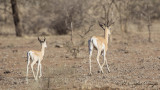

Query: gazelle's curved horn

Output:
[44, 37, 46, 41]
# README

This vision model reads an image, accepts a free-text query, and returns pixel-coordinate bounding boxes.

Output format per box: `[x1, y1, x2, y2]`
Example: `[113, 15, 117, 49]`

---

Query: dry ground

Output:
[0, 22, 160, 90]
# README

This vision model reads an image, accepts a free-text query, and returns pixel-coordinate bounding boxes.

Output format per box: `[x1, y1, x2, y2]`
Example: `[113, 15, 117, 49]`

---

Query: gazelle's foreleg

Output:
[105, 57, 110, 73]
[104, 50, 110, 73]
[97, 50, 103, 73]
[101, 50, 106, 69]
[36, 60, 40, 80]
[101, 50, 110, 73]
[39, 63, 42, 78]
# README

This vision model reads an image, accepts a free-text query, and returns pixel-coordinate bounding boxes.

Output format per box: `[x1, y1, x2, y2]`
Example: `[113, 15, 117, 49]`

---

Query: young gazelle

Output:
[88, 21, 114, 75]
[26, 37, 47, 83]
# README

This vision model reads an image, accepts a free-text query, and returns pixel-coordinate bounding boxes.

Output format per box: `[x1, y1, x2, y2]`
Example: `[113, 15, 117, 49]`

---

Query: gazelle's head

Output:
[99, 22, 113, 35]
[105, 26, 112, 35]
[38, 37, 47, 48]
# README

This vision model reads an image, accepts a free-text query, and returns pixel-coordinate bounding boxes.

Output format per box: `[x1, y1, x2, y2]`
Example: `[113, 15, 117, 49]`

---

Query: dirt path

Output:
[0, 30, 160, 90]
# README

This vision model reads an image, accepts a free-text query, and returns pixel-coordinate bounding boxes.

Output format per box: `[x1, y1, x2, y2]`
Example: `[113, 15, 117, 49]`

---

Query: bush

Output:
[50, 17, 69, 35]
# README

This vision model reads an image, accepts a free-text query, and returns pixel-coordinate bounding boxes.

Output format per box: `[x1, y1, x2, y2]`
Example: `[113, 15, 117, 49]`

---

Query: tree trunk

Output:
[148, 24, 151, 42]
[124, 18, 128, 33]
[11, 0, 22, 37]
[113, 1, 123, 32]
[70, 22, 74, 45]
[148, 15, 152, 42]
[4, 0, 7, 24]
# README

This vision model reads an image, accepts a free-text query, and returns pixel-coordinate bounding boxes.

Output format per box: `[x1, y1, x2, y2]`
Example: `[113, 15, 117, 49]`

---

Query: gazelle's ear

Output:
[98, 21, 105, 31]
[38, 37, 41, 42]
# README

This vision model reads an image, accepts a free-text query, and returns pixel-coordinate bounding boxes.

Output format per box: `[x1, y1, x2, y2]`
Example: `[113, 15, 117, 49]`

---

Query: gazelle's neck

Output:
[41, 46, 45, 57]
[104, 28, 109, 43]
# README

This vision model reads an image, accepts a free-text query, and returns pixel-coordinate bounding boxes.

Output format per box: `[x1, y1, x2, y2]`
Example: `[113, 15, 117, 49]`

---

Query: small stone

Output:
[12, 49, 18, 53]
[55, 44, 63, 48]
[65, 55, 69, 58]
[73, 85, 77, 88]
[103, 76, 106, 79]
[14, 82, 17, 85]
[72, 66, 76, 68]
[4, 70, 11, 74]
[124, 51, 129, 54]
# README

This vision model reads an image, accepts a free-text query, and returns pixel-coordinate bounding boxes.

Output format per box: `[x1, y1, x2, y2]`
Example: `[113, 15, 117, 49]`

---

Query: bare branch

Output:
[101, 0, 114, 27]
[84, 24, 94, 36]
[106, 0, 113, 26]
[78, 24, 94, 39]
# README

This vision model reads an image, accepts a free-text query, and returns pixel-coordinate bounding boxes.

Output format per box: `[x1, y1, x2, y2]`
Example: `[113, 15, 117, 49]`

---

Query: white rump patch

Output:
[92, 37, 98, 49]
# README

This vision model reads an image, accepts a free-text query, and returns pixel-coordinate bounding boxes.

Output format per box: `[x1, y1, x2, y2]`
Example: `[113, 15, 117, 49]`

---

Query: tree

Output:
[11, 0, 22, 37]
[141, 2, 153, 42]
[51, 0, 88, 35]
[129, 0, 155, 42]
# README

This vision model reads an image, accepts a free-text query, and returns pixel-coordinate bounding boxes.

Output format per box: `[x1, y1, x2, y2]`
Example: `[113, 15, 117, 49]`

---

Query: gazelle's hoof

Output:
[108, 69, 110, 73]
[39, 75, 42, 78]
[98, 70, 103, 74]
[26, 78, 28, 84]
[88, 73, 92, 76]
[26, 81, 28, 84]
[35, 77, 38, 81]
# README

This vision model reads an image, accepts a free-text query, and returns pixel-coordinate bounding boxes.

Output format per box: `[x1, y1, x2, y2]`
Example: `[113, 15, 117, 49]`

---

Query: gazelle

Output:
[88, 21, 114, 75]
[26, 37, 47, 84]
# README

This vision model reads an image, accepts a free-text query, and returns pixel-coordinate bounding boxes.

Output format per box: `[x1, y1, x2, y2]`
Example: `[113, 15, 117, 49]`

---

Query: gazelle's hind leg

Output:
[88, 40, 93, 75]
[31, 60, 37, 80]
[36, 60, 40, 80]
[26, 52, 30, 84]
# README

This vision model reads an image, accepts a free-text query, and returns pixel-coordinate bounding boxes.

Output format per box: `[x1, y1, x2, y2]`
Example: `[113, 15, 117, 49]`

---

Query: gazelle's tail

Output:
[88, 38, 93, 55]
[27, 52, 31, 64]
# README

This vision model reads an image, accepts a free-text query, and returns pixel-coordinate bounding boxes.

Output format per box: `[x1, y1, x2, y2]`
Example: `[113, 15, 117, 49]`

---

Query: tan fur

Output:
[94, 36, 108, 51]
[26, 38, 47, 84]
[31, 50, 41, 56]
[88, 27, 110, 75]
